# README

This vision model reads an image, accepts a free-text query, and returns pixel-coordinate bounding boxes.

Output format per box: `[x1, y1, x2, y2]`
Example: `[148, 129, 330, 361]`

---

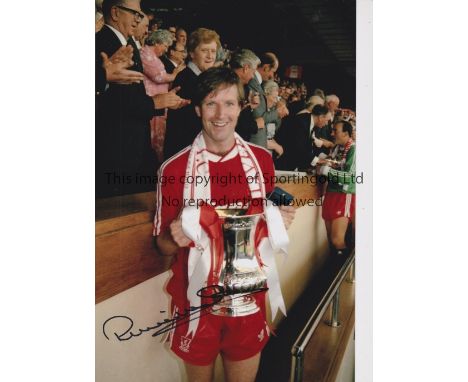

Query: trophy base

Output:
[210, 294, 259, 317]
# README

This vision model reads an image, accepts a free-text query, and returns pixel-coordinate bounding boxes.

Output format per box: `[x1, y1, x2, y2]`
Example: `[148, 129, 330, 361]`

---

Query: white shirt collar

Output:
[254, 71, 262, 84]
[169, 58, 179, 67]
[204, 143, 238, 163]
[105, 24, 128, 46]
[187, 61, 202, 76]
[133, 37, 142, 50]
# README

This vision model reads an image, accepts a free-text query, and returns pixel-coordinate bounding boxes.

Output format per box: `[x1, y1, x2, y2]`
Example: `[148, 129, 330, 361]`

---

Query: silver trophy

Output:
[211, 209, 268, 317]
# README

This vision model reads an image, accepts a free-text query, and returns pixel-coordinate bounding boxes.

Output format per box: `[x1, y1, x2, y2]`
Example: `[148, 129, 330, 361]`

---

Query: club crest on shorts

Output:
[258, 329, 264, 342]
[179, 335, 192, 353]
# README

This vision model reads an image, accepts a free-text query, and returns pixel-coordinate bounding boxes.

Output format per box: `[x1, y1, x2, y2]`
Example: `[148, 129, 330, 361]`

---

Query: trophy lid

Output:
[215, 207, 248, 218]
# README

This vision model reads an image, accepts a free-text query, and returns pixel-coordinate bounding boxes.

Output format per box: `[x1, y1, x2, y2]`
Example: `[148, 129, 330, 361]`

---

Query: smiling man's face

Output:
[195, 84, 241, 153]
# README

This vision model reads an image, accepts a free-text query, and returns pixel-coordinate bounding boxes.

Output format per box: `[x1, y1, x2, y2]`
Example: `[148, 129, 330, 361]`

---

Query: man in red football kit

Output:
[154, 67, 295, 382]
[317, 120, 356, 256]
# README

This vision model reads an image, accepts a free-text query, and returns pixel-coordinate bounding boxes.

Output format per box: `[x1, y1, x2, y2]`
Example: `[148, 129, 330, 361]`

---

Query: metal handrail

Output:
[290, 251, 355, 382]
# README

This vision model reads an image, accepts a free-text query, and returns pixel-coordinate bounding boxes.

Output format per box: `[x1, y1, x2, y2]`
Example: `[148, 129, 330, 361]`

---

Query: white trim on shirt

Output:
[187, 61, 201, 76]
[133, 37, 142, 50]
[254, 71, 262, 85]
[309, 115, 315, 136]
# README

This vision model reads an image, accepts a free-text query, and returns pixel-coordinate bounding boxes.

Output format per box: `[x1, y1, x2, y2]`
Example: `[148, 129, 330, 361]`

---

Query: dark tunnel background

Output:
[141, 0, 356, 109]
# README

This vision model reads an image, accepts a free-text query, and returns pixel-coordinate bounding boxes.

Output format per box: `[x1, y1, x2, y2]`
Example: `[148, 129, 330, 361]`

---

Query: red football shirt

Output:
[154, 143, 275, 310]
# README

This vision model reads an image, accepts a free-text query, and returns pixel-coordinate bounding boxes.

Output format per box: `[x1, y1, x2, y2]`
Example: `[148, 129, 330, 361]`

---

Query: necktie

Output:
[126, 37, 143, 72]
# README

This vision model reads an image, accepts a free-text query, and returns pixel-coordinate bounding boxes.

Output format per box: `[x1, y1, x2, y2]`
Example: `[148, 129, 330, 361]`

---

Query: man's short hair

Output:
[305, 95, 325, 108]
[313, 88, 326, 101]
[193, 67, 244, 106]
[187, 28, 221, 53]
[326, 94, 340, 105]
[259, 52, 278, 67]
[102, 0, 125, 21]
[311, 104, 329, 116]
[229, 49, 260, 70]
[168, 41, 186, 54]
[146, 29, 173, 46]
[176, 27, 186, 36]
[334, 120, 353, 136]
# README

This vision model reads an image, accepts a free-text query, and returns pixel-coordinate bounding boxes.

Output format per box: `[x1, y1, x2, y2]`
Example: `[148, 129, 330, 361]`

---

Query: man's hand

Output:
[152, 86, 191, 109]
[169, 218, 192, 247]
[321, 138, 335, 149]
[101, 50, 144, 84]
[155, 218, 191, 256]
[248, 90, 261, 110]
[276, 100, 289, 118]
[279, 205, 296, 230]
[256, 117, 265, 129]
[174, 63, 186, 74]
[316, 163, 330, 176]
[313, 137, 324, 148]
[108, 45, 134, 65]
[95, 16, 104, 33]
[267, 139, 284, 157]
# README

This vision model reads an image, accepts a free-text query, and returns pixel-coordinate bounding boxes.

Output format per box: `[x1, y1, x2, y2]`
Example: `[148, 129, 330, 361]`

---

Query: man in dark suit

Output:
[96, 0, 188, 198]
[275, 105, 331, 171]
[160, 52, 176, 74]
[160, 42, 186, 74]
[229, 49, 261, 141]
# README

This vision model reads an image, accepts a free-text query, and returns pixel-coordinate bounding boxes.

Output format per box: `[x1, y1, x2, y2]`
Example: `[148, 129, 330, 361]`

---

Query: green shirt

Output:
[326, 141, 356, 194]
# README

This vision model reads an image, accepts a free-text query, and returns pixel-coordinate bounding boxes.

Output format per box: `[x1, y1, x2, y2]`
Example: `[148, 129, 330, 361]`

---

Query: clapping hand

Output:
[247, 90, 261, 110]
[153, 86, 191, 110]
[276, 99, 289, 118]
[101, 46, 144, 85]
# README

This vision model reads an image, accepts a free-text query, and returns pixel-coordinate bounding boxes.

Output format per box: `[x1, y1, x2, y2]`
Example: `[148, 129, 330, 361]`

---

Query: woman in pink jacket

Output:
[141, 29, 186, 162]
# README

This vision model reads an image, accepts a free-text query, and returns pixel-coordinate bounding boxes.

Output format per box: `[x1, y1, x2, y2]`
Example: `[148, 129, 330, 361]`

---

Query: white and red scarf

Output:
[180, 132, 289, 336]
[331, 138, 354, 169]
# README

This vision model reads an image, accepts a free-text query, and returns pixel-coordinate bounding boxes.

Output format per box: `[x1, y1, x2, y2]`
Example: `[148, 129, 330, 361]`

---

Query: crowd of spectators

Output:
[95, 1, 357, 378]
[95, 0, 356, 197]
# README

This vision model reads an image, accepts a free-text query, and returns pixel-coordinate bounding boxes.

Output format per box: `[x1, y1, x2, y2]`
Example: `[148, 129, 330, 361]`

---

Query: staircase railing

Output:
[290, 251, 355, 382]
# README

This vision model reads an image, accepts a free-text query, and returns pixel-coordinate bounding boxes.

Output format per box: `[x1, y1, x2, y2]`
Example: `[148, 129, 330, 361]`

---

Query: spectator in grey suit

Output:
[229, 49, 261, 141]
[262, 80, 288, 158]
[247, 52, 288, 148]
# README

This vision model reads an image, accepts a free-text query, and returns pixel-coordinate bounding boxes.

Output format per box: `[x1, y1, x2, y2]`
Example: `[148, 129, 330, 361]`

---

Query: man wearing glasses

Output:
[133, 13, 149, 49]
[168, 26, 177, 42]
[161, 42, 187, 74]
[96, 0, 189, 197]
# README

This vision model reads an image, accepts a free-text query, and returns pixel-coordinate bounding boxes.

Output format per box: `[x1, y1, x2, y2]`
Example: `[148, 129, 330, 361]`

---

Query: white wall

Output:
[96, 205, 329, 381]
[96, 271, 186, 382]
[335, 329, 355, 382]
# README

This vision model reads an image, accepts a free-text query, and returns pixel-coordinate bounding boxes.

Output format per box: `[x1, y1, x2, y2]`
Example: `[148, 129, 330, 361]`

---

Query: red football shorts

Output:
[322, 191, 355, 221]
[169, 305, 269, 366]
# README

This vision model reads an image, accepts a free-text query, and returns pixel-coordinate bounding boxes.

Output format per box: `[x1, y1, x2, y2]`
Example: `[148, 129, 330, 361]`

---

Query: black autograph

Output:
[102, 285, 268, 342]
